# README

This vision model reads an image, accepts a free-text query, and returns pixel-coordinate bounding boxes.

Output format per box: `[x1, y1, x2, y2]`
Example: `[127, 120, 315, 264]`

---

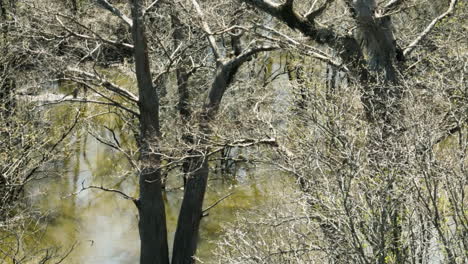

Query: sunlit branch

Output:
[143, 0, 162, 17]
[39, 98, 139, 117]
[404, 0, 458, 57]
[191, 0, 221, 60]
[88, 130, 139, 170]
[305, 0, 335, 22]
[56, 15, 134, 50]
[96, 0, 133, 27]
[66, 68, 139, 103]
[202, 192, 234, 216]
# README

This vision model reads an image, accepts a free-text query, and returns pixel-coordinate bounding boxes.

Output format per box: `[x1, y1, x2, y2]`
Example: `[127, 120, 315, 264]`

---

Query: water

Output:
[24, 99, 291, 263]
[6, 52, 298, 263]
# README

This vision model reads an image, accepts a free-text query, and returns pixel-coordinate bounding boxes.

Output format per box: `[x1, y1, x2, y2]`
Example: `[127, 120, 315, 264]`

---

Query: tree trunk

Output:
[171, 66, 236, 263]
[169, 8, 276, 258]
[172, 51, 243, 264]
[0, 0, 6, 20]
[171, 13, 191, 122]
[350, 0, 401, 125]
[171, 157, 209, 264]
[71, 0, 78, 14]
[131, 1, 169, 264]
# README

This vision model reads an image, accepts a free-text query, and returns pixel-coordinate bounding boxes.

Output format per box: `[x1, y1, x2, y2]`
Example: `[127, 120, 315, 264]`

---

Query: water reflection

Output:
[28, 121, 288, 263]
[21, 66, 293, 263]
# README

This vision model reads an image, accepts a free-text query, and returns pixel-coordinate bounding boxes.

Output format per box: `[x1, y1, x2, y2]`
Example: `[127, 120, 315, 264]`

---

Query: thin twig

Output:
[202, 192, 235, 215]
[77, 180, 137, 203]
[144, 0, 162, 17]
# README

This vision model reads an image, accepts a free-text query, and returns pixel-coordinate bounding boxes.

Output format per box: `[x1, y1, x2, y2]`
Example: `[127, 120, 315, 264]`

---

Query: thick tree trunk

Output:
[171, 67, 236, 263]
[171, 157, 209, 264]
[137, 164, 169, 264]
[131, 1, 169, 264]
[350, 0, 401, 125]
[169, 7, 276, 258]
[172, 52, 242, 264]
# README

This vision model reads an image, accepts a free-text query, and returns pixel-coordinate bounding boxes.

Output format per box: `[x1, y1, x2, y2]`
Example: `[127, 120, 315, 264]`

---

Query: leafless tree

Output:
[215, 1, 467, 263]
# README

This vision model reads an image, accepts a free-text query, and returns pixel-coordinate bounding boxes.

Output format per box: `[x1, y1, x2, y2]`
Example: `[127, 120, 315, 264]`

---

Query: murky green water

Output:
[30, 135, 289, 263]
[22, 71, 293, 263]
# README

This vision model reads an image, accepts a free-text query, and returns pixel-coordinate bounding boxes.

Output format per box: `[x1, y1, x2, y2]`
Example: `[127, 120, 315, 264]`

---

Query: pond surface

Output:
[25, 96, 293, 263]
[15, 55, 297, 263]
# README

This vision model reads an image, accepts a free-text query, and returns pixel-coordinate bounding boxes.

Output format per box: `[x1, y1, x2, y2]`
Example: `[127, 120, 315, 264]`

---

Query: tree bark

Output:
[171, 13, 191, 122]
[171, 157, 209, 264]
[0, 0, 6, 20]
[348, 0, 401, 125]
[131, 1, 169, 264]
[171, 33, 276, 263]
[71, 0, 78, 14]
[171, 62, 238, 263]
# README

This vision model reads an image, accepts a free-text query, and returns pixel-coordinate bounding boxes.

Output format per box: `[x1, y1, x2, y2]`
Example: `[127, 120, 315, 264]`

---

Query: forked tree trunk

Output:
[171, 64, 241, 264]
[129, 2, 276, 262]
[171, 35, 259, 262]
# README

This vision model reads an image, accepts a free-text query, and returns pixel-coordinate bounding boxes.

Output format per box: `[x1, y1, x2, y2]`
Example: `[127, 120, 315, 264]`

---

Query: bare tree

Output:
[214, 1, 467, 263]
[35, 0, 278, 263]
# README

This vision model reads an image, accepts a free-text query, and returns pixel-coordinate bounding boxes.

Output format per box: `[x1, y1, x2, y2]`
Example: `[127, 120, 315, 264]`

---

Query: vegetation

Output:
[0, 0, 466, 263]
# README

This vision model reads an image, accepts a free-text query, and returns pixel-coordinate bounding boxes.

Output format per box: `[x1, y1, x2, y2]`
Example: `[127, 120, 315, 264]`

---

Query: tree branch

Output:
[202, 192, 234, 216]
[403, 0, 458, 57]
[241, 0, 364, 79]
[143, 0, 162, 17]
[38, 97, 139, 117]
[191, 0, 221, 60]
[305, 0, 335, 22]
[255, 24, 345, 70]
[66, 68, 139, 103]
[205, 43, 278, 118]
[382, 0, 405, 12]
[229, 44, 279, 68]
[88, 130, 139, 170]
[77, 181, 138, 205]
[241, 0, 335, 42]
[96, 0, 133, 28]
[56, 15, 134, 50]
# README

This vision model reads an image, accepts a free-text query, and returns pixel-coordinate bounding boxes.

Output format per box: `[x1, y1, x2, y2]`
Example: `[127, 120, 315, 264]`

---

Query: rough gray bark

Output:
[131, 1, 169, 264]
[347, 0, 401, 126]
[346, 2, 403, 262]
